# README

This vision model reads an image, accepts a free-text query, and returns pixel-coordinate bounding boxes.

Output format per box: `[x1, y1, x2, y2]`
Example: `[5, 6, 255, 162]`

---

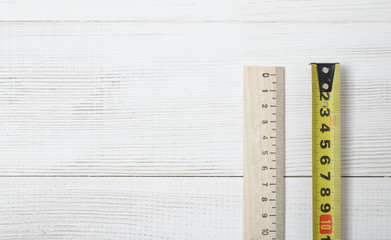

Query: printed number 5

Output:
[320, 140, 330, 149]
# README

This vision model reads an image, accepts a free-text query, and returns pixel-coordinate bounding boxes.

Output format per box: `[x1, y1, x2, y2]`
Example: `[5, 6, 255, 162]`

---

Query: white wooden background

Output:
[0, 1, 390, 239]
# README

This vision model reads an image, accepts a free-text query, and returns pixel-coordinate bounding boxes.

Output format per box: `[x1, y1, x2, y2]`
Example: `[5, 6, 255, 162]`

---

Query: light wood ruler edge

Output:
[244, 66, 285, 240]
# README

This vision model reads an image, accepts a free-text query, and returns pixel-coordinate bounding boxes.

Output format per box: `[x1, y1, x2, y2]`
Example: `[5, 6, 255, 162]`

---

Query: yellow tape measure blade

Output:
[312, 63, 341, 240]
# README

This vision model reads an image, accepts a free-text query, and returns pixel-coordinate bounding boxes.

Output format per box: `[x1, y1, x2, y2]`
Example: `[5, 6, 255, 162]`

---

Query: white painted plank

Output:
[0, 177, 389, 239]
[0, 0, 390, 22]
[0, 177, 242, 239]
[0, 22, 390, 176]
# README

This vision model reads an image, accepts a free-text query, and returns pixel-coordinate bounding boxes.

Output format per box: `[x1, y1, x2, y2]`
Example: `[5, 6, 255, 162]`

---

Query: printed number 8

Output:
[321, 188, 331, 197]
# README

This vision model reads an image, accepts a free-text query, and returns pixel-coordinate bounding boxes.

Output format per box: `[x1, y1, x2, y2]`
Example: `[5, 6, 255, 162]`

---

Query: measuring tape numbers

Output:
[312, 63, 341, 240]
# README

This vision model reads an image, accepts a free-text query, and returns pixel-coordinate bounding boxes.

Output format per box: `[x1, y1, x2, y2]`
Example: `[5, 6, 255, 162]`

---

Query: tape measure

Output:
[312, 63, 341, 240]
[244, 66, 285, 240]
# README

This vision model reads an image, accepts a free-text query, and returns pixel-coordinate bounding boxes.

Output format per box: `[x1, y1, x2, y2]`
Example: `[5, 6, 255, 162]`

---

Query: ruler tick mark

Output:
[244, 66, 284, 240]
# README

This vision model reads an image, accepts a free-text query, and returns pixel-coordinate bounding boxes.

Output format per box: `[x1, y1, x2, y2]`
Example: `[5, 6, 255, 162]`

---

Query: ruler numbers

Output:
[260, 71, 278, 238]
[244, 66, 284, 240]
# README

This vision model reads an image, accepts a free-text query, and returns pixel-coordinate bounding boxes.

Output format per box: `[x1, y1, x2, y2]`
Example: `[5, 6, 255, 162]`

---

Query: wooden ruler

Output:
[244, 66, 285, 240]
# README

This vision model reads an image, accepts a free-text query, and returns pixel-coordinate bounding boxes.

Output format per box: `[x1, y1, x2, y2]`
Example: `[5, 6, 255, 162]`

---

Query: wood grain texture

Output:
[0, 0, 390, 22]
[244, 67, 285, 239]
[0, 177, 242, 239]
[0, 177, 389, 239]
[1, 1, 390, 239]
[0, 22, 390, 176]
